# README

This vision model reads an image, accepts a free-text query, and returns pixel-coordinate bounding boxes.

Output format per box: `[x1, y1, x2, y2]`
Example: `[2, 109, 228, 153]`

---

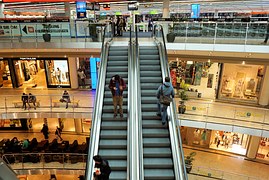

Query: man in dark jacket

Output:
[156, 77, 175, 126]
[41, 124, 49, 139]
[263, 22, 269, 44]
[21, 93, 29, 110]
[109, 74, 126, 118]
[93, 155, 111, 180]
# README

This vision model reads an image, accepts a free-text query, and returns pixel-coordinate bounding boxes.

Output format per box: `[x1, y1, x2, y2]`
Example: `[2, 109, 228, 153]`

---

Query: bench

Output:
[12, 100, 41, 108]
[52, 100, 80, 108]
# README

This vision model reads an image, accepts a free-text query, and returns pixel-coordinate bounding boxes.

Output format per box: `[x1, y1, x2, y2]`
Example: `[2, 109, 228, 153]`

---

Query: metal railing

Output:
[85, 24, 112, 180]
[153, 24, 188, 180]
[190, 165, 259, 180]
[2, 153, 87, 170]
[0, 94, 93, 115]
[159, 21, 268, 45]
[177, 100, 269, 132]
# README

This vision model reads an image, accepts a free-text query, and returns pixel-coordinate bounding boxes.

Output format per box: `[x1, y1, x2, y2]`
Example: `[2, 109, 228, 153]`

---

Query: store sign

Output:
[0, 22, 71, 37]
[235, 111, 263, 118]
[191, 4, 200, 18]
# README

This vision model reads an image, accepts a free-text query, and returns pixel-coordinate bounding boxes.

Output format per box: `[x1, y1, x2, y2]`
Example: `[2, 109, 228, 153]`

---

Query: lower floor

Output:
[0, 131, 268, 180]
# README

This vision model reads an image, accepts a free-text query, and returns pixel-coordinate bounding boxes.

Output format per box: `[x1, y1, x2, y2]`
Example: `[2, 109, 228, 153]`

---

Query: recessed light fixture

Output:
[64, 55, 67, 58]
[242, 61, 245, 65]
[208, 59, 211, 63]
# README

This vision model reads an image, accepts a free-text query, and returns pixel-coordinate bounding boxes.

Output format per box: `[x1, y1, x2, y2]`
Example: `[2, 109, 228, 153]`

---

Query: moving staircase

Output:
[98, 45, 129, 180]
[139, 45, 175, 179]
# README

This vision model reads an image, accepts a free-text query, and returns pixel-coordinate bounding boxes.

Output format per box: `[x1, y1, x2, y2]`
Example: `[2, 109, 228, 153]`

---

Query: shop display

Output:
[219, 64, 264, 102]
[209, 130, 248, 155]
[256, 137, 269, 162]
[45, 60, 70, 87]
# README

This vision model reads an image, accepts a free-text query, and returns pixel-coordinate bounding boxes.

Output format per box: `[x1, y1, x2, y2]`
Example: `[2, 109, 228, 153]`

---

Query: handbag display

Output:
[159, 85, 173, 106]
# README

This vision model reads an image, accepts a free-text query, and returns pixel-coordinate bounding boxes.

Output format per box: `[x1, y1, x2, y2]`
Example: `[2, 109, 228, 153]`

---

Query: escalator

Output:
[139, 45, 175, 179]
[99, 45, 129, 180]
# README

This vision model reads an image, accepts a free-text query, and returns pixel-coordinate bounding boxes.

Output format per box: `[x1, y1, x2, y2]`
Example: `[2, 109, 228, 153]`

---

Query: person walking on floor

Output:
[41, 124, 49, 139]
[29, 93, 37, 109]
[93, 155, 111, 180]
[77, 68, 86, 86]
[109, 74, 126, 118]
[55, 126, 63, 141]
[156, 77, 175, 126]
[262, 22, 269, 44]
[21, 93, 30, 110]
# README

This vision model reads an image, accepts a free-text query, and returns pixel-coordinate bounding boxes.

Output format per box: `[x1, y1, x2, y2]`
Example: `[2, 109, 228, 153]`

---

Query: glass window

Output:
[0, 60, 12, 88]
[45, 59, 70, 87]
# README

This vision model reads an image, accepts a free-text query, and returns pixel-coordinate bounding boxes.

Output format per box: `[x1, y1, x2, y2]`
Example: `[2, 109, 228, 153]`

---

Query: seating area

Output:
[52, 100, 80, 108]
[12, 100, 41, 108]
[0, 137, 88, 164]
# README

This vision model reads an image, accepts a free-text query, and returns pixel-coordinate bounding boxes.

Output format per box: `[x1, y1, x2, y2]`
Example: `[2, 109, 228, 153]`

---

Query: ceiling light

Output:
[242, 61, 245, 65]
[208, 59, 211, 63]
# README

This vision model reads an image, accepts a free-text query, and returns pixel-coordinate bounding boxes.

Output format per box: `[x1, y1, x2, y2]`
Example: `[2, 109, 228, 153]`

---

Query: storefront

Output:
[256, 137, 269, 162]
[218, 63, 264, 103]
[0, 119, 30, 130]
[169, 59, 220, 99]
[76, 57, 100, 89]
[0, 58, 71, 88]
[180, 127, 250, 155]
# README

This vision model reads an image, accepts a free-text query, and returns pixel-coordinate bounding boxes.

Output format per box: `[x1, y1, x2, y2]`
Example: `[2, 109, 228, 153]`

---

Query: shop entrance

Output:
[13, 59, 47, 88]
[0, 60, 12, 88]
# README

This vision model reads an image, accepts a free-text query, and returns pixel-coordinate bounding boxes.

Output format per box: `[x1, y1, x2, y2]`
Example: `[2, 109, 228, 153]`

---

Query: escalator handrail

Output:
[153, 24, 188, 180]
[85, 24, 112, 180]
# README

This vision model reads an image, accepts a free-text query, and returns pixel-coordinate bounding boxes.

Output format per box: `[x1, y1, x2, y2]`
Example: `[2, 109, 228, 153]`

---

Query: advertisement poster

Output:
[0, 24, 21, 36]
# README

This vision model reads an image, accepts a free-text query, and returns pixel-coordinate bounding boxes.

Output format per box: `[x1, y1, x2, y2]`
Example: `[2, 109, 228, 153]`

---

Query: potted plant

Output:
[42, 23, 52, 42]
[185, 152, 196, 173]
[178, 83, 189, 114]
[167, 23, 176, 43]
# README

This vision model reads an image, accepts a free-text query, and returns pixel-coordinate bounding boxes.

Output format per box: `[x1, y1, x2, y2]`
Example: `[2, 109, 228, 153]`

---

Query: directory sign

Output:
[191, 4, 200, 18]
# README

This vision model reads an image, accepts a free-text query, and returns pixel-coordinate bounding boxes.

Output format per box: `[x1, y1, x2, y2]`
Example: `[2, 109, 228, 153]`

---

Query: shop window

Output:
[256, 137, 269, 162]
[0, 60, 12, 88]
[45, 59, 70, 88]
[219, 64, 264, 102]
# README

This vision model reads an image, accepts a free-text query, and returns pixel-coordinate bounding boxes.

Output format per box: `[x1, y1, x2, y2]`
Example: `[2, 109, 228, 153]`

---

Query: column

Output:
[162, 0, 170, 18]
[0, 3, 4, 18]
[74, 118, 83, 134]
[247, 136, 261, 159]
[258, 66, 269, 105]
[64, 2, 71, 18]
[68, 57, 79, 89]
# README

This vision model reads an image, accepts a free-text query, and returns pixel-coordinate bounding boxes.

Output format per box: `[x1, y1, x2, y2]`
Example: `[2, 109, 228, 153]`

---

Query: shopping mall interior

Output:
[0, 0, 269, 180]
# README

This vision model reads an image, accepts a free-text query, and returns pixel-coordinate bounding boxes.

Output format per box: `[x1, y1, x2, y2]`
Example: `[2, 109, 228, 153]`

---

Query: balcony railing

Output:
[177, 99, 269, 132]
[0, 94, 94, 119]
[2, 153, 87, 170]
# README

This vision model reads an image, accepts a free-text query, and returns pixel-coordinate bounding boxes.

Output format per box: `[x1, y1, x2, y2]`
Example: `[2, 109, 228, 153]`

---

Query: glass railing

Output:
[2, 153, 87, 170]
[0, 94, 94, 114]
[177, 99, 269, 131]
[190, 165, 259, 180]
[162, 21, 268, 45]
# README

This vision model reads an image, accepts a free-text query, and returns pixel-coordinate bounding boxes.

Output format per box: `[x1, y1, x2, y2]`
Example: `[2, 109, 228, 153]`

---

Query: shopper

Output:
[156, 77, 175, 126]
[28, 93, 37, 109]
[109, 74, 126, 118]
[55, 126, 63, 141]
[21, 93, 30, 110]
[93, 155, 111, 180]
[60, 90, 70, 109]
[41, 124, 49, 139]
[262, 22, 269, 44]
[77, 68, 86, 86]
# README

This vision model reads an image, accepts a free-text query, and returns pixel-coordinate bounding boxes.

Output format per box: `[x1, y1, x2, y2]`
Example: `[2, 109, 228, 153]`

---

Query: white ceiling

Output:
[3, 0, 269, 15]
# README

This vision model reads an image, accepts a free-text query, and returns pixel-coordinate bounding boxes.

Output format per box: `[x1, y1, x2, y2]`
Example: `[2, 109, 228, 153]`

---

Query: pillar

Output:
[64, 2, 71, 18]
[246, 136, 261, 159]
[68, 57, 79, 89]
[258, 66, 269, 105]
[74, 118, 83, 134]
[0, 3, 4, 18]
[162, 0, 170, 18]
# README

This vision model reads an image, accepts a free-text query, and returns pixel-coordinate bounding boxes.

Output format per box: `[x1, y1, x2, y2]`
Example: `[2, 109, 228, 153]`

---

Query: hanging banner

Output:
[0, 22, 70, 37]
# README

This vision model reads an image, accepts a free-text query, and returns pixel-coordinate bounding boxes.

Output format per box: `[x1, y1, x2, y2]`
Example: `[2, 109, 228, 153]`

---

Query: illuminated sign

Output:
[191, 4, 200, 18]
[76, 1, 86, 18]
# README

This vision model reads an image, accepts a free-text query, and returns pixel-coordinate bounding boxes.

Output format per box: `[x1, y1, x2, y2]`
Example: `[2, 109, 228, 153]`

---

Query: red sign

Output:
[4, 0, 118, 2]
